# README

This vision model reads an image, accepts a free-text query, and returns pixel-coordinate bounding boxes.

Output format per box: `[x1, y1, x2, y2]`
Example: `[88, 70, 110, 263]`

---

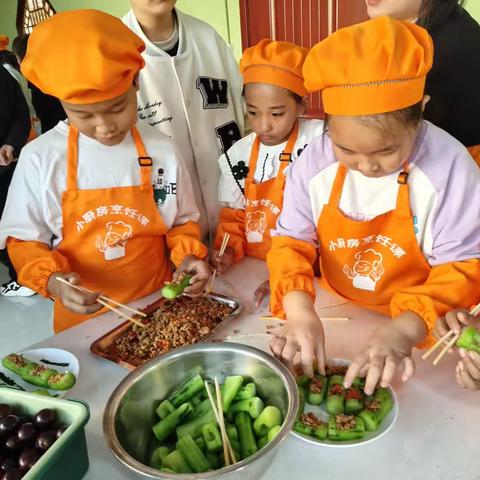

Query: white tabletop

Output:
[23, 258, 478, 480]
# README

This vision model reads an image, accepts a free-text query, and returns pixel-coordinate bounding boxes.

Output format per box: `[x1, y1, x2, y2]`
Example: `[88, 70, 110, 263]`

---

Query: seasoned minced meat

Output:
[114, 296, 233, 364]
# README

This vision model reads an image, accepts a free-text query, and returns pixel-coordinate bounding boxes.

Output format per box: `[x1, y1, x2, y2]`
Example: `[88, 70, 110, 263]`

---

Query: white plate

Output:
[292, 357, 398, 448]
[0, 348, 80, 398]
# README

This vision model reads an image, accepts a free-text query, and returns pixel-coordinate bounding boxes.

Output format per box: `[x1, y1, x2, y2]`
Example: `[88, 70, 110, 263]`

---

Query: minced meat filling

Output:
[335, 414, 356, 430]
[301, 413, 326, 428]
[309, 376, 324, 393]
[114, 296, 233, 364]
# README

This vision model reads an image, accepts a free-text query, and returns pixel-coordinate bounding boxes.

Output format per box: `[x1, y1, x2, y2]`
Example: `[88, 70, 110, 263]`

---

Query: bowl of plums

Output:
[0, 387, 89, 480]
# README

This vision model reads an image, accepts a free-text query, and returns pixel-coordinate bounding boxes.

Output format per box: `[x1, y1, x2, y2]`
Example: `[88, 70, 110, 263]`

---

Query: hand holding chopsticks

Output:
[55, 276, 146, 328]
[422, 304, 480, 366]
[206, 233, 231, 295]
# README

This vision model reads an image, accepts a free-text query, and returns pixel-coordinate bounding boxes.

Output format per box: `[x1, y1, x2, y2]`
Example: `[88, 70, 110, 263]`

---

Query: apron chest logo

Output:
[343, 249, 385, 292]
[95, 221, 132, 261]
[246, 211, 267, 243]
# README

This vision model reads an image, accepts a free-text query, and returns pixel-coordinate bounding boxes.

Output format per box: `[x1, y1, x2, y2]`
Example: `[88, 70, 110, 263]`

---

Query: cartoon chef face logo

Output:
[245, 211, 267, 243]
[343, 249, 385, 292]
[95, 221, 133, 261]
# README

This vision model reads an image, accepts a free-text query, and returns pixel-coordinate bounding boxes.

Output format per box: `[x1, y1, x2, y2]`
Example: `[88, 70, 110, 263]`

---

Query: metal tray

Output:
[90, 293, 242, 370]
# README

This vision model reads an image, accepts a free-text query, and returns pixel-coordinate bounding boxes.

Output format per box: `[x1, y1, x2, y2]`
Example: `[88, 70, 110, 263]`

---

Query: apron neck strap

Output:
[327, 163, 348, 207]
[395, 164, 411, 217]
[66, 125, 152, 191]
[130, 126, 153, 187]
[246, 120, 299, 182]
[66, 124, 80, 191]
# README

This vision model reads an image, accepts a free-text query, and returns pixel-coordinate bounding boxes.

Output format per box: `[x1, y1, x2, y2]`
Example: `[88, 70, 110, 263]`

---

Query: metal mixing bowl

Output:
[103, 342, 299, 479]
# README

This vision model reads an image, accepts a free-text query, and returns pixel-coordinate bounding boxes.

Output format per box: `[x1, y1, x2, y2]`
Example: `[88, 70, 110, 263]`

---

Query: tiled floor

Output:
[0, 265, 53, 357]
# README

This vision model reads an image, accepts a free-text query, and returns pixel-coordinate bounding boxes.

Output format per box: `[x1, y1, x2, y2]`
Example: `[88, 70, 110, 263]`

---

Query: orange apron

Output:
[54, 125, 171, 332]
[467, 145, 480, 167]
[317, 164, 431, 314]
[243, 122, 298, 260]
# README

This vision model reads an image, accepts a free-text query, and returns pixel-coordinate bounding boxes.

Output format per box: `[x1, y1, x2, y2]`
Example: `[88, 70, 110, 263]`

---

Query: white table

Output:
[22, 258, 478, 480]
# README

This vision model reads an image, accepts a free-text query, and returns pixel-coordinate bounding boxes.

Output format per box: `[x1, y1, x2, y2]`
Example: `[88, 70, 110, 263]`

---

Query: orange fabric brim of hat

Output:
[323, 76, 426, 115]
[21, 10, 145, 105]
[243, 64, 308, 98]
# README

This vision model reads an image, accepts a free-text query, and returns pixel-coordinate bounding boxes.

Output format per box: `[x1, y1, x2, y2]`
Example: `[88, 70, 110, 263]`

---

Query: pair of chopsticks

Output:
[206, 233, 230, 295]
[259, 315, 350, 322]
[56, 277, 146, 328]
[422, 303, 480, 366]
[204, 378, 236, 466]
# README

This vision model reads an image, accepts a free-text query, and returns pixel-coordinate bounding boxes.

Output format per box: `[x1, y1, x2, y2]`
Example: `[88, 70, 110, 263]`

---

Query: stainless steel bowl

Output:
[103, 342, 299, 479]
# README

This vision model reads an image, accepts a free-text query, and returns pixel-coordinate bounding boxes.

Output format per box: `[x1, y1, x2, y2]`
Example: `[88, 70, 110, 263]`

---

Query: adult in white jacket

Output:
[124, 1, 245, 239]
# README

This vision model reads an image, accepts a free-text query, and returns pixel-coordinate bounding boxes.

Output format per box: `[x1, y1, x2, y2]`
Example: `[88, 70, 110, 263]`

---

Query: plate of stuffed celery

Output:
[292, 358, 398, 447]
[0, 348, 79, 398]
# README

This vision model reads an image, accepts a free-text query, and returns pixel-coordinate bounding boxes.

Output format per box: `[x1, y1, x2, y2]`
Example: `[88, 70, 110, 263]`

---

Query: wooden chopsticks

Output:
[206, 233, 230, 295]
[204, 378, 236, 466]
[56, 277, 146, 328]
[422, 303, 480, 365]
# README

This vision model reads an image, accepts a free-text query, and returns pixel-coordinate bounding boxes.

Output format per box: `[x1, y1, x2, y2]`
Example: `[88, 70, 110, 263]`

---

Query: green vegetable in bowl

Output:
[148, 372, 285, 473]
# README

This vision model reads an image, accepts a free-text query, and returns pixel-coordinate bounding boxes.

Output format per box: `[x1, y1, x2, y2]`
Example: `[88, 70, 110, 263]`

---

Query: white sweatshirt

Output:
[123, 9, 245, 239]
[218, 118, 324, 209]
[0, 121, 200, 250]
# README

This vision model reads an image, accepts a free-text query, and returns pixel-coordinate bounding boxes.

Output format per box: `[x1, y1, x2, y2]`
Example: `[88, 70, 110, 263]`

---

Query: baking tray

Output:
[90, 293, 242, 370]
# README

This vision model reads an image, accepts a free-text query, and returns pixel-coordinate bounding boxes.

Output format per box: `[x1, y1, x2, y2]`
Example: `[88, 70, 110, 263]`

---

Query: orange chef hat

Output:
[0, 35, 9, 50]
[21, 10, 145, 105]
[240, 39, 309, 97]
[303, 16, 433, 115]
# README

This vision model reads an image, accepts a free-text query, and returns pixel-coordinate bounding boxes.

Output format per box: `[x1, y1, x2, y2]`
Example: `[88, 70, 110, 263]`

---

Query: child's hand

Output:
[254, 280, 270, 307]
[47, 272, 102, 315]
[433, 308, 479, 337]
[211, 246, 235, 274]
[456, 349, 480, 391]
[344, 314, 423, 395]
[269, 291, 326, 377]
[0, 145, 14, 166]
[176, 255, 210, 296]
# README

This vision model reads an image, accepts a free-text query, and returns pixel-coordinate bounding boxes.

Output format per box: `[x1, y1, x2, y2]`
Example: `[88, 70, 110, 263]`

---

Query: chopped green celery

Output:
[152, 402, 193, 442]
[169, 374, 205, 407]
[253, 406, 282, 437]
[229, 397, 264, 419]
[326, 375, 345, 415]
[221, 376, 244, 411]
[163, 449, 193, 473]
[235, 411, 258, 459]
[176, 435, 211, 473]
[234, 382, 256, 401]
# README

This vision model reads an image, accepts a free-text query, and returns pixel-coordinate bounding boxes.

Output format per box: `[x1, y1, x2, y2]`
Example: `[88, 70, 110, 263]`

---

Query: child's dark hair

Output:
[0, 50, 20, 70]
[417, 0, 465, 33]
[12, 34, 29, 62]
[325, 101, 424, 136]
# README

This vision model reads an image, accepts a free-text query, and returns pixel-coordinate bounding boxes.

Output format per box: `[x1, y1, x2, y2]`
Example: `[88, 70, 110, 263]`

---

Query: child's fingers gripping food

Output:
[176, 256, 211, 297]
[211, 246, 235, 274]
[344, 324, 417, 395]
[434, 309, 479, 338]
[456, 358, 480, 391]
[47, 272, 102, 315]
[269, 312, 326, 377]
[458, 348, 480, 382]
[254, 280, 270, 307]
